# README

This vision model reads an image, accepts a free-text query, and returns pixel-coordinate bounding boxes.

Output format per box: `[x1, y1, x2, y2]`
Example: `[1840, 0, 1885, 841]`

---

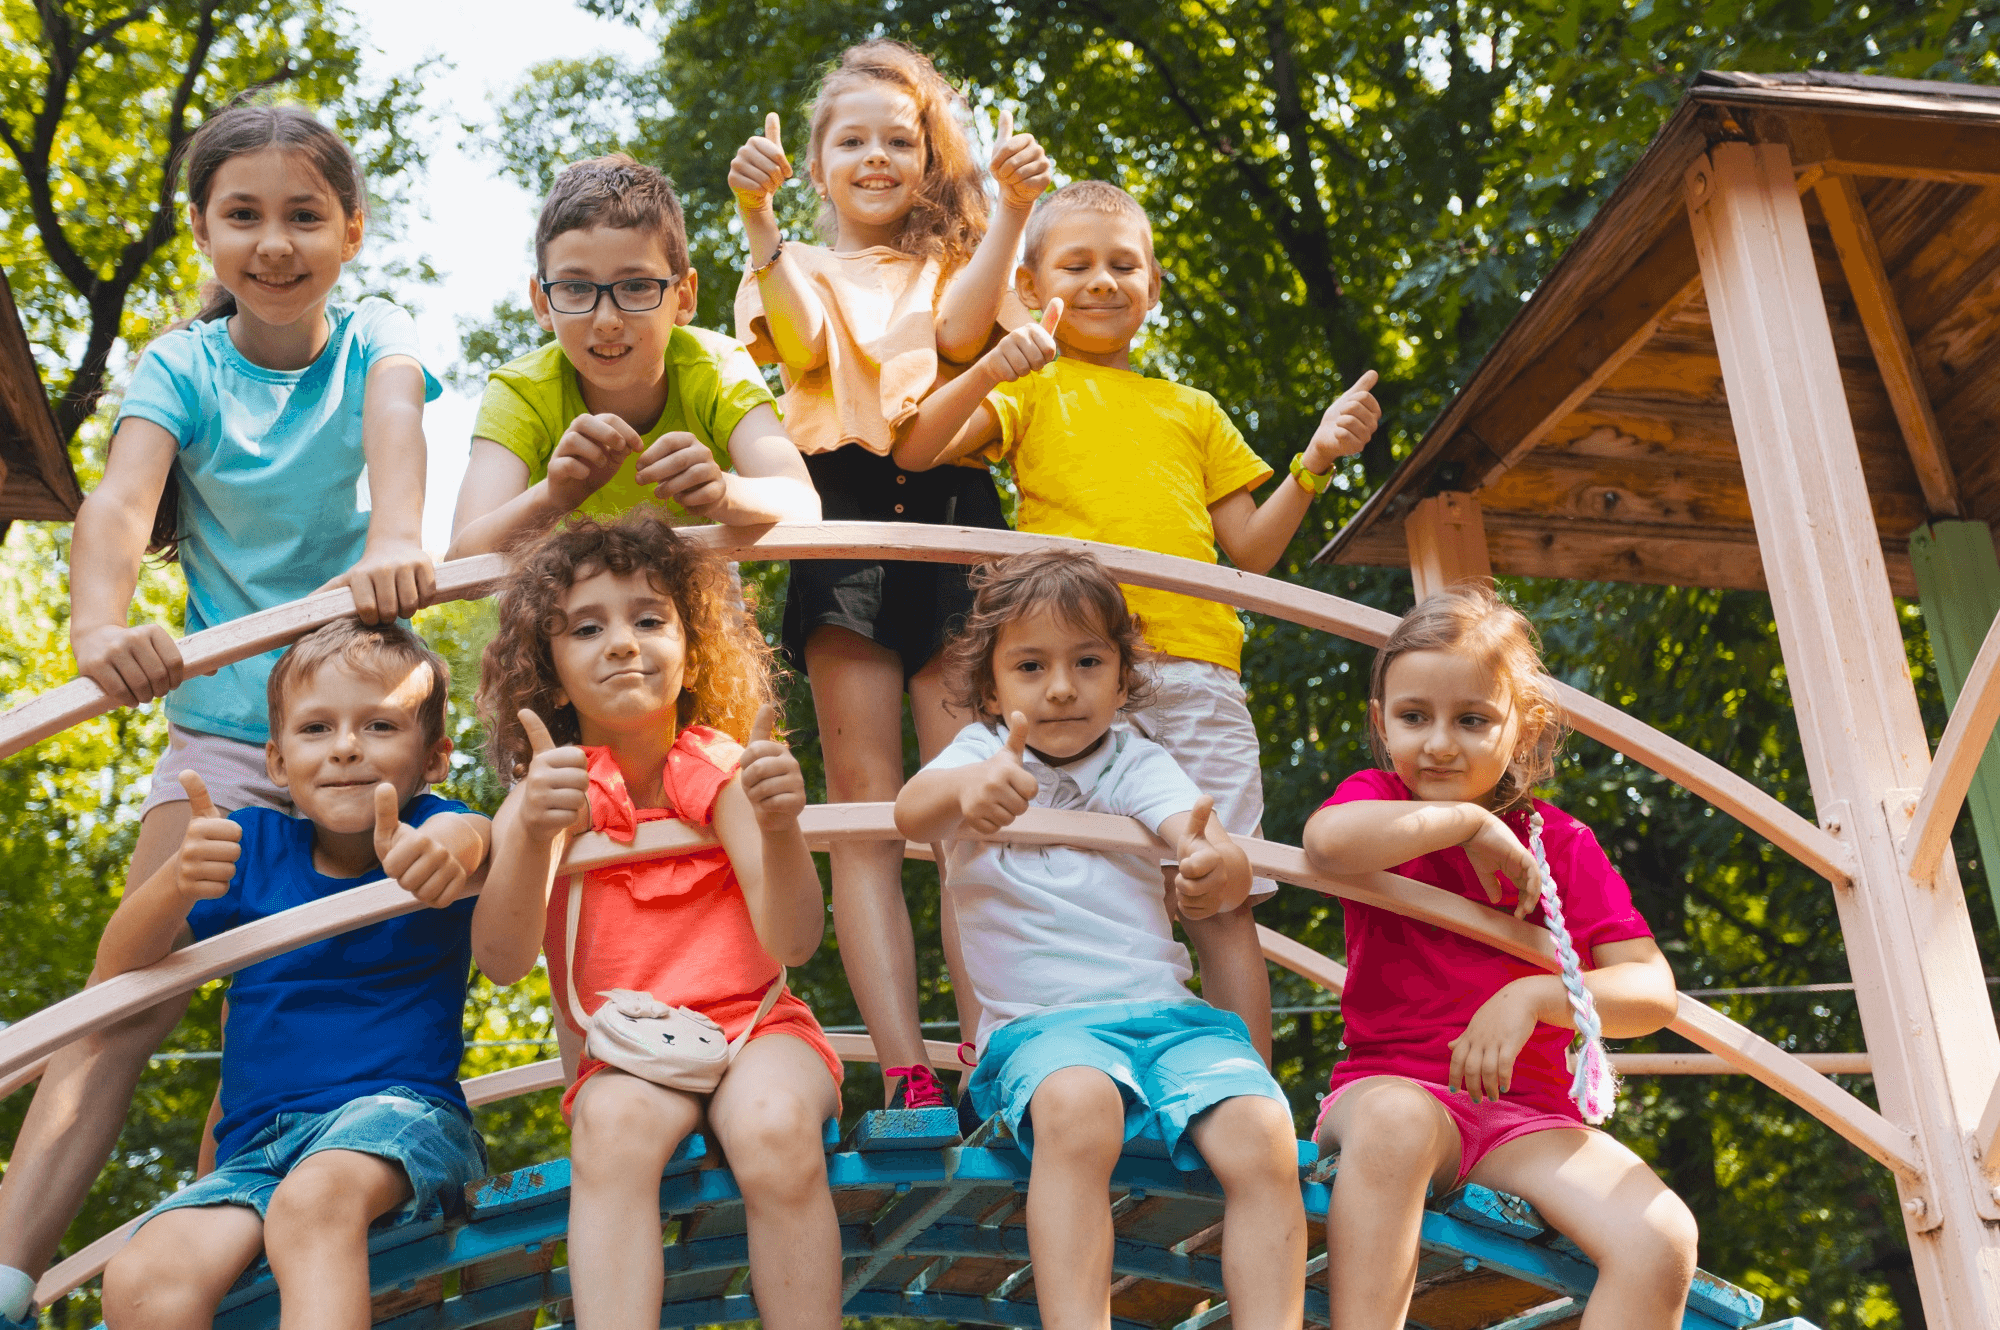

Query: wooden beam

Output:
[1616, 1052, 1871, 1076]
[1460, 226, 1706, 489]
[1257, 925, 1348, 994]
[1902, 598, 2000, 884]
[1811, 173, 1961, 516]
[1689, 138, 2000, 1309]
[1740, 106, 2000, 189]
[0, 524, 1846, 886]
[1403, 492, 1492, 600]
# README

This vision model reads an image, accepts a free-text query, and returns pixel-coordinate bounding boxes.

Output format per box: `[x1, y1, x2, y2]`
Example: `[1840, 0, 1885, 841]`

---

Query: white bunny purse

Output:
[562, 875, 785, 1094]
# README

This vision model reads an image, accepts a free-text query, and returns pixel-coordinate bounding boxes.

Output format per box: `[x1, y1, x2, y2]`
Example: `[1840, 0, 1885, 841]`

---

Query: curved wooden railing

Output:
[8, 520, 1977, 1310]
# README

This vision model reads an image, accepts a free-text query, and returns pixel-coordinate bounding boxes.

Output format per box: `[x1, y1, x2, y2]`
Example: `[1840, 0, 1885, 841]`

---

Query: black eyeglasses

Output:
[538, 275, 679, 315]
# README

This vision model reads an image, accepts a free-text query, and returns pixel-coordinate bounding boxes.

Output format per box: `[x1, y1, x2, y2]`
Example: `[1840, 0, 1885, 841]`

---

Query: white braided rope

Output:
[1529, 811, 1618, 1123]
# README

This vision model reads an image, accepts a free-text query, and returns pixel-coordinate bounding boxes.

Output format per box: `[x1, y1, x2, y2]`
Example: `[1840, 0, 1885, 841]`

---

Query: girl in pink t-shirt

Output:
[472, 510, 842, 1330]
[1303, 587, 1697, 1330]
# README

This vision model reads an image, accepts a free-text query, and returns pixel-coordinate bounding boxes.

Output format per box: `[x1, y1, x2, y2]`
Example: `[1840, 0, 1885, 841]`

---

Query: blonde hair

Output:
[476, 511, 777, 781]
[267, 620, 450, 749]
[805, 40, 988, 273]
[1022, 180, 1157, 271]
[1369, 586, 1564, 810]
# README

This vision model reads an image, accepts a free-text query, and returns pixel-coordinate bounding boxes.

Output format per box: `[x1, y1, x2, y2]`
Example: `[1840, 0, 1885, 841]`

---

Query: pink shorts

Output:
[1316, 1076, 1587, 1187]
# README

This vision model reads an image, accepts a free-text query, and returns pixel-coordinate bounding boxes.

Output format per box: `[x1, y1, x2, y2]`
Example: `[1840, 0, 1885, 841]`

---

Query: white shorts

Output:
[1119, 658, 1274, 901]
[138, 724, 293, 820]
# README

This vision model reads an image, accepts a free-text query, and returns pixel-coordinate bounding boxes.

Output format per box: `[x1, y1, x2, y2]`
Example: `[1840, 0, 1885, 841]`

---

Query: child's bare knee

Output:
[1198, 1097, 1299, 1188]
[266, 1159, 380, 1236]
[1623, 1193, 1700, 1286]
[1026, 1068, 1124, 1158]
[1329, 1083, 1449, 1179]
[104, 1239, 209, 1327]
[724, 1098, 828, 1195]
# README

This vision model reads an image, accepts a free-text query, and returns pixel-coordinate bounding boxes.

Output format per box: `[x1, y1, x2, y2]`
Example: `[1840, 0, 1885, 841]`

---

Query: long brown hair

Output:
[476, 511, 777, 781]
[1369, 586, 1566, 811]
[806, 40, 988, 274]
[147, 103, 367, 556]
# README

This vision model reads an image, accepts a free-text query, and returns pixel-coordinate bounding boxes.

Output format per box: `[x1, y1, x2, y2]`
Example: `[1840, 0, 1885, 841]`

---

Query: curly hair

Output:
[940, 549, 1155, 722]
[476, 511, 776, 781]
[1368, 585, 1566, 811]
[805, 40, 988, 274]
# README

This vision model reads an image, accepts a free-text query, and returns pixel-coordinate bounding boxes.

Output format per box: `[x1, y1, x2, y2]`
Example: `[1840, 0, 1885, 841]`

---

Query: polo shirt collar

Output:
[1013, 725, 1123, 805]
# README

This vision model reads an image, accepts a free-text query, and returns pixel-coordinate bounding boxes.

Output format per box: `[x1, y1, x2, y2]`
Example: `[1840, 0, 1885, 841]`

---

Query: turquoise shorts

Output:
[967, 1000, 1287, 1171]
[142, 1086, 487, 1230]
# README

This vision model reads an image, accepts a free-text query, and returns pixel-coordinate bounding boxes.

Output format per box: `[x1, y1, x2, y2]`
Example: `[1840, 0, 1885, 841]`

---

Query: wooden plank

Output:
[1900, 588, 2000, 885]
[0, 523, 1845, 886]
[1257, 926, 1346, 994]
[1812, 173, 1961, 515]
[1614, 1052, 1871, 1076]
[1403, 492, 1492, 600]
[0, 268, 79, 519]
[1740, 106, 2000, 187]
[1688, 139, 2000, 1315]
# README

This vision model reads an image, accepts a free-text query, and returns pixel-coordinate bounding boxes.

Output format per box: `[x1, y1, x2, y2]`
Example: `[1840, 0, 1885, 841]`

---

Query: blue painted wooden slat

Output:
[1437, 1184, 1546, 1240]
[848, 1105, 961, 1151]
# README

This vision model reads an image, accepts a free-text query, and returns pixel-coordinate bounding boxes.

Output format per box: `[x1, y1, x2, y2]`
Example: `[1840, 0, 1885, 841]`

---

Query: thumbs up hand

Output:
[989, 108, 1052, 211]
[739, 703, 807, 831]
[1169, 796, 1247, 921]
[518, 708, 590, 843]
[730, 110, 792, 214]
[963, 713, 1041, 835]
[1303, 369, 1382, 474]
[983, 299, 1063, 383]
[373, 783, 467, 908]
[174, 771, 241, 901]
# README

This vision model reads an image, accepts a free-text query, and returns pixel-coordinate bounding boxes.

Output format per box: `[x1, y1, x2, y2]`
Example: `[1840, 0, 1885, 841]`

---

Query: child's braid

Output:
[1529, 811, 1618, 1123]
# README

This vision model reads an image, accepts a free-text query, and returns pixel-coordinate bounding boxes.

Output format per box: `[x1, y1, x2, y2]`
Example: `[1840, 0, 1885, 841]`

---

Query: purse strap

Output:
[562, 871, 788, 1057]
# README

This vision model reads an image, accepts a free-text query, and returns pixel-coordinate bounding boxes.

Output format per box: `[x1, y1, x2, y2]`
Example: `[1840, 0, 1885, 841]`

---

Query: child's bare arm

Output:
[97, 774, 236, 978]
[632, 405, 822, 526]
[711, 706, 824, 965]
[1306, 798, 1543, 919]
[894, 302, 1063, 471]
[1179, 904, 1273, 1065]
[895, 719, 1038, 841]
[935, 112, 1052, 362]
[472, 711, 586, 985]
[1209, 371, 1380, 575]
[329, 357, 436, 622]
[732, 114, 828, 370]
[71, 418, 183, 705]
[1449, 938, 1677, 1101]
[448, 416, 642, 561]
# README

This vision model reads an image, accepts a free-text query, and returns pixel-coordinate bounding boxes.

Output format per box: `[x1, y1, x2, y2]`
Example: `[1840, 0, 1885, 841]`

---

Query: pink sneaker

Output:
[885, 1064, 949, 1111]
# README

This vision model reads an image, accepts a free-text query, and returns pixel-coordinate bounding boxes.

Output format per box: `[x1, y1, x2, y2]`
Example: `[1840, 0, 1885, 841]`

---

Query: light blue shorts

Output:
[142, 1087, 487, 1230]
[967, 1000, 1287, 1171]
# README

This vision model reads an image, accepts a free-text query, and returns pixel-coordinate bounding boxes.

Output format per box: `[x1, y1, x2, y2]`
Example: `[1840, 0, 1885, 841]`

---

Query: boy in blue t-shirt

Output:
[97, 620, 496, 1330]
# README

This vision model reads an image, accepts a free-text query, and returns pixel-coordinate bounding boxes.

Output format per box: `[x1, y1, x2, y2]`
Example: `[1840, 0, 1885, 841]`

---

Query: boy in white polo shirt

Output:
[894, 180, 1381, 1055]
[896, 548, 1305, 1330]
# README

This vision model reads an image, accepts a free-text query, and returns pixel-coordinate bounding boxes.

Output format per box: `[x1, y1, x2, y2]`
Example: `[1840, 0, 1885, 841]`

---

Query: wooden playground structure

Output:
[4, 64, 2000, 1330]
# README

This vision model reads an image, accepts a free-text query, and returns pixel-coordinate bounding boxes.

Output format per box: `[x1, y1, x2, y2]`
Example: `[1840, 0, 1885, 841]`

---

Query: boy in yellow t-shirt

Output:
[448, 155, 821, 559]
[894, 180, 1379, 1057]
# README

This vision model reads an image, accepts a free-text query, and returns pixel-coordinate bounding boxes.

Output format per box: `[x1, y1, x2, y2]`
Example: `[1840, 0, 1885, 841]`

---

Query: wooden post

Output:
[1910, 521, 2000, 928]
[1403, 491, 1492, 601]
[1687, 140, 2000, 1326]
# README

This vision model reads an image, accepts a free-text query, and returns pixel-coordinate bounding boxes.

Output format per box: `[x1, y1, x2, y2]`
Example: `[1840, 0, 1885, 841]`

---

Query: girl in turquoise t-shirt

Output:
[6, 105, 443, 1323]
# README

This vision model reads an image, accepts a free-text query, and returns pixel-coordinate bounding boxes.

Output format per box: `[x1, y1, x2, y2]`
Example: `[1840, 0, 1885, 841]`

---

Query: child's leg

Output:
[1021, 1067, 1128, 1330]
[1315, 1077, 1462, 1330]
[0, 802, 195, 1285]
[1467, 1129, 1698, 1330]
[101, 1203, 266, 1330]
[806, 627, 936, 1099]
[1183, 1096, 1305, 1330]
[567, 1069, 704, 1330]
[262, 1150, 413, 1330]
[707, 1035, 844, 1330]
[1177, 905, 1273, 1065]
[910, 662, 986, 1052]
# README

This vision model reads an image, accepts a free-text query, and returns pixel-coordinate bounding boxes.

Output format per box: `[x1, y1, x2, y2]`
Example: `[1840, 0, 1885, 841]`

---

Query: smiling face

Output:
[548, 566, 689, 744]
[531, 226, 697, 420]
[1374, 649, 1522, 807]
[267, 659, 449, 838]
[810, 83, 927, 249]
[190, 147, 362, 340]
[1019, 208, 1160, 366]
[982, 607, 1129, 764]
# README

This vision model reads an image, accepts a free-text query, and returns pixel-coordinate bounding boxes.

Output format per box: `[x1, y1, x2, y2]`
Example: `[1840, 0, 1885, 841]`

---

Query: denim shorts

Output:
[141, 1087, 487, 1229]
[967, 1000, 1287, 1171]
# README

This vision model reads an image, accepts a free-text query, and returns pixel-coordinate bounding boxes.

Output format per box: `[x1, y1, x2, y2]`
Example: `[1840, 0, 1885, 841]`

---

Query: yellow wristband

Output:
[1290, 452, 1330, 496]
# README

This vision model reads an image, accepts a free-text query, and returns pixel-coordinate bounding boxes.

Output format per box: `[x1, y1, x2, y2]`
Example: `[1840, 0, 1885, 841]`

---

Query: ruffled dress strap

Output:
[579, 727, 743, 902]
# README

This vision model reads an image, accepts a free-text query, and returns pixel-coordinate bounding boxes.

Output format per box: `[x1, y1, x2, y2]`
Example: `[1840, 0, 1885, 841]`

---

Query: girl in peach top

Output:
[474, 511, 841, 1330]
[730, 38, 1051, 1117]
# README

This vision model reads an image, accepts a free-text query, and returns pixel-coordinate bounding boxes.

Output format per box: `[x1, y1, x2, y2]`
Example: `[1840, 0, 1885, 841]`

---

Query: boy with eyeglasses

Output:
[448, 155, 821, 558]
